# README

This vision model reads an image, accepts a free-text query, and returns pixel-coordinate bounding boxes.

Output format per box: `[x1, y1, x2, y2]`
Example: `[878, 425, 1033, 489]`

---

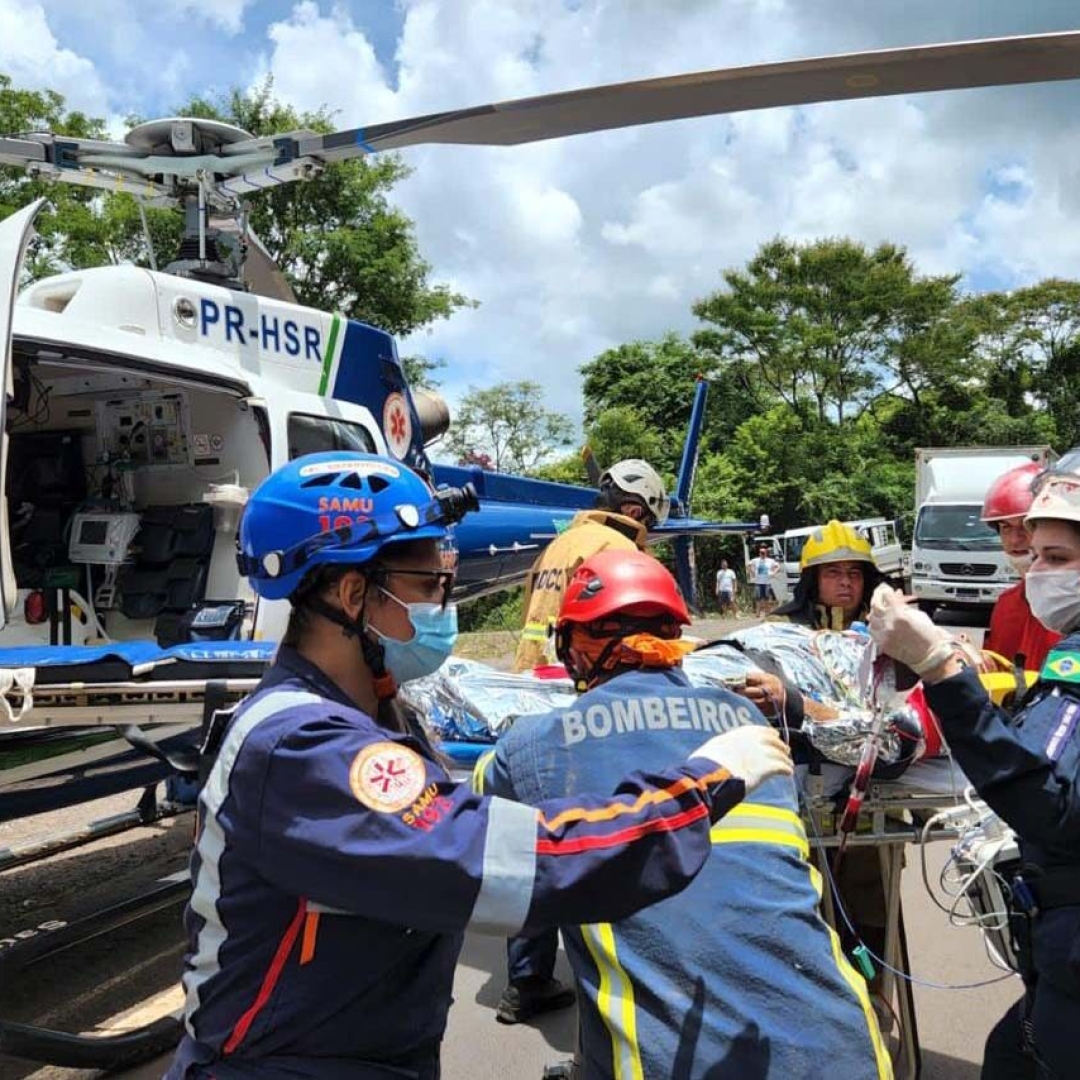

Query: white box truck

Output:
[912, 446, 1056, 612]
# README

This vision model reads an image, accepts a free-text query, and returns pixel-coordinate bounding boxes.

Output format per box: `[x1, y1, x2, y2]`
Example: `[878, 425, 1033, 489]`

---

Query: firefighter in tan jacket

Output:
[513, 459, 670, 675]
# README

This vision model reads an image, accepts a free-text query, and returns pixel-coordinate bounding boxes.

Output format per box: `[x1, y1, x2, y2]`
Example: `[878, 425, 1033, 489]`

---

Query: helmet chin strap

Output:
[305, 594, 399, 701]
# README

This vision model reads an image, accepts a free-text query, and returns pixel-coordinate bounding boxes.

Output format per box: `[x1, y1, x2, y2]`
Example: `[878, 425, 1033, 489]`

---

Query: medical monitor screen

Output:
[77, 519, 109, 546]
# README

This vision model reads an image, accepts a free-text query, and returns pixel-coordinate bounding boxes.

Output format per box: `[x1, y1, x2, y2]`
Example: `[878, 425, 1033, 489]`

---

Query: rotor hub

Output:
[125, 117, 254, 158]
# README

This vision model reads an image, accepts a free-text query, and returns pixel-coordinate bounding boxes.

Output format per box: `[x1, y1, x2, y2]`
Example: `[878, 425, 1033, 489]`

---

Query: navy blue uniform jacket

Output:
[480, 667, 891, 1080]
[165, 648, 745, 1079]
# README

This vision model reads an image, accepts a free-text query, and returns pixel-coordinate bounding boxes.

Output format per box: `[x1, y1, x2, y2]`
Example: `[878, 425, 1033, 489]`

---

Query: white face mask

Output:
[1008, 552, 1034, 577]
[1025, 569, 1080, 634]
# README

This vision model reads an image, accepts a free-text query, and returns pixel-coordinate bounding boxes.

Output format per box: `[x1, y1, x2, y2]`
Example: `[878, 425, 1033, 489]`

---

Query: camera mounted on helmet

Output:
[237, 452, 478, 701]
[237, 452, 477, 601]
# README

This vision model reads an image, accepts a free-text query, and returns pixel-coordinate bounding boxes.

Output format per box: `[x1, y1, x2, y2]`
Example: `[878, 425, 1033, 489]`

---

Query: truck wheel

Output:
[917, 601, 937, 618]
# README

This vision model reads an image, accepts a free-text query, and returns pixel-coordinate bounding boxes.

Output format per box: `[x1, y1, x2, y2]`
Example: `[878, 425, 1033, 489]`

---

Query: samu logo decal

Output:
[349, 741, 427, 813]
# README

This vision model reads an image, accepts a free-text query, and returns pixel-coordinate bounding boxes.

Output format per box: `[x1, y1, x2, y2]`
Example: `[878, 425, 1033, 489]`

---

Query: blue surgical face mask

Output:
[370, 589, 458, 684]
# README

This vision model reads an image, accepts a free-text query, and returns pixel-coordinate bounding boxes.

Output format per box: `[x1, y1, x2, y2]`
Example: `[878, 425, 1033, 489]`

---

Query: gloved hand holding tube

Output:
[867, 582, 956, 676]
[690, 725, 793, 792]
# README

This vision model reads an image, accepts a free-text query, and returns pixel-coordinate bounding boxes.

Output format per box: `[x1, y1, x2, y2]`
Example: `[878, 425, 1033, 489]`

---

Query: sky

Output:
[4, 0, 1080, 427]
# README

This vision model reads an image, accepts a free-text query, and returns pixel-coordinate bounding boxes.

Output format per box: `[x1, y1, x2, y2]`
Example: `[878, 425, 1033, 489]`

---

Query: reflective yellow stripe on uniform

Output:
[581, 922, 643, 1080]
[711, 805, 892, 1079]
[521, 620, 550, 642]
[471, 749, 495, 795]
[710, 802, 810, 858]
[807, 866, 894, 1078]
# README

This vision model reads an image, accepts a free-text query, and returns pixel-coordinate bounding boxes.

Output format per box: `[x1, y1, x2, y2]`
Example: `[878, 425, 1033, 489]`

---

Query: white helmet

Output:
[598, 459, 670, 525]
[1026, 447, 1080, 527]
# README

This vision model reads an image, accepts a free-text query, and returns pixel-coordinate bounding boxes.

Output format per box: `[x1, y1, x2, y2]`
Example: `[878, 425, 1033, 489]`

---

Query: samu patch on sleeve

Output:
[349, 741, 427, 812]
[1046, 700, 1080, 763]
[1040, 650, 1080, 684]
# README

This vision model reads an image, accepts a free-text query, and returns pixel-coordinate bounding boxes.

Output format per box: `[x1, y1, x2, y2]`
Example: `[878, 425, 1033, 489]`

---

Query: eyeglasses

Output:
[376, 566, 456, 609]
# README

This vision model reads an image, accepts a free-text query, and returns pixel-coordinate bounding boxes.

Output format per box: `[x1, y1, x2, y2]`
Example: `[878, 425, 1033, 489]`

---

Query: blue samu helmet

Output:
[238, 452, 478, 601]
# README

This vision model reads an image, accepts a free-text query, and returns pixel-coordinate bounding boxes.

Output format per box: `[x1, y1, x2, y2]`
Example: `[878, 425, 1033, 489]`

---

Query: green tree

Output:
[0, 74, 122, 278]
[692, 237, 967, 425]
[585, 406, 665, 471]
[530, 452, 590, 485]
[579, 333, 759, 467]
[401, 355, 446, 390]
[980, 280, 1080, 443]
[1, 74, 471, 336]
[445, 381, 574, 473]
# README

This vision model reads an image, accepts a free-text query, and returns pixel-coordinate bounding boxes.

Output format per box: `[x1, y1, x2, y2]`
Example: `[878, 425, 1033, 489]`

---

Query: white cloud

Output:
[12, 0, 1080, 431]
[164, 0, 250, 33]
[257, 1, 397, 123]
[0, 0, 109, 114]
[250, 0, 1080, 423]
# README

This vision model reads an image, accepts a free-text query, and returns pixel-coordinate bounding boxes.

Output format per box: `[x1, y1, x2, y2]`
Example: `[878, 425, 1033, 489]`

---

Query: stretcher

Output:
[0, 641, 274, 821]
[798, 758, 989, 1080]
[0, 646, 998, 1078]
[0, 640, 274, 729]
[0, 641, 275, 1070]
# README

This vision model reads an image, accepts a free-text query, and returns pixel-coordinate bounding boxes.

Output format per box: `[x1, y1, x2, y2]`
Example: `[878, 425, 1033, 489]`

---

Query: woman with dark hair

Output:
[165, 450, 791, 1080]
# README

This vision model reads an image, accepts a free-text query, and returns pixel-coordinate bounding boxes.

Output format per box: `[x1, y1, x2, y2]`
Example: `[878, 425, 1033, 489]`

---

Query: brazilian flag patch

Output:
[1041, 650, 1080, 683]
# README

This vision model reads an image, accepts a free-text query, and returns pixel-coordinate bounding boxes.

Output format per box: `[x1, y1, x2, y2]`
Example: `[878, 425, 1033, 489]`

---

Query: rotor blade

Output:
[255, 31, 1080, 164]
[0, 136, 46, 168]
[0, 134, 179, 204]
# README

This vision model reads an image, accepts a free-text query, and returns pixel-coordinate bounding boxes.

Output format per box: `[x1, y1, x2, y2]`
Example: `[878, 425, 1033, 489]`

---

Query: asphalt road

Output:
[1, 611, 1021, 1080]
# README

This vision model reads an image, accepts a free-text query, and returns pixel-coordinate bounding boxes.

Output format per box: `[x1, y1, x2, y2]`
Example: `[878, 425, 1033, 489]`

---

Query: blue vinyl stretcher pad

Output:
[0, 640, 277, 684]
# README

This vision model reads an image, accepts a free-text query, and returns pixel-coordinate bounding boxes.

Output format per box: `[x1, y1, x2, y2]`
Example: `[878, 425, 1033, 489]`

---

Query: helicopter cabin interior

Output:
[3, 345, 275, 649]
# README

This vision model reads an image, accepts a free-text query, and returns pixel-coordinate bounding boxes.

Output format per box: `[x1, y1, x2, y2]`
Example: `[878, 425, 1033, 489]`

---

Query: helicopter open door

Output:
[0, 200, 44, 631]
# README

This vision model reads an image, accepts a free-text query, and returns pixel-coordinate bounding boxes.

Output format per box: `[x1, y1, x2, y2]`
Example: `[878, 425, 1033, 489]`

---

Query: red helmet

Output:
[557, 550, 690, 628]
[981, 462, 1043, 523]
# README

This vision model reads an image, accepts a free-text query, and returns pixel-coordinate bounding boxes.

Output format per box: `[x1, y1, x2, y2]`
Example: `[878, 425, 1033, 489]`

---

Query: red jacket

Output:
[984, 581, 1062, 670]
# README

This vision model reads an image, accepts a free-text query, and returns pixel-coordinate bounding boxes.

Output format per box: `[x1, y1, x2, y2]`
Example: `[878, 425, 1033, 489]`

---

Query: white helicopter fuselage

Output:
[3, 204, 405, 654]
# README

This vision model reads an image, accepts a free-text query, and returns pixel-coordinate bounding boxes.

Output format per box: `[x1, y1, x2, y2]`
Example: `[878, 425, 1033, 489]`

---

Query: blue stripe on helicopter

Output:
[329, 318, 428, 471]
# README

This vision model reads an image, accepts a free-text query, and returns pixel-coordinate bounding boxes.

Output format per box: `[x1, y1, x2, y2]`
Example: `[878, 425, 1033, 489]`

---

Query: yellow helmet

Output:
[799, 520, 874, 571]
[979, 669, 1037, 708]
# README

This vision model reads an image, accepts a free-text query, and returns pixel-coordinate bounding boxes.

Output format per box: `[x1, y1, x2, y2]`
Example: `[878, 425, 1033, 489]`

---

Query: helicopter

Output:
[1, 27, 1080, 1070]
[0, 28, 1076, 652]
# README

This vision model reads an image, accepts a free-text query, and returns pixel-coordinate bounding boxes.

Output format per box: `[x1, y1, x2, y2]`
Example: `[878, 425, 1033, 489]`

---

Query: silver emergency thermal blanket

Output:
[405, 624, 926, 772]
[682, 623, 926, 769]
[402, 657, 575, 743]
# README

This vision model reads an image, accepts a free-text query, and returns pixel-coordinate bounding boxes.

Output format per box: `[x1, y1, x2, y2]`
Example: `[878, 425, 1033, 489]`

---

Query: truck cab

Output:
[911, 446, 1056, 613]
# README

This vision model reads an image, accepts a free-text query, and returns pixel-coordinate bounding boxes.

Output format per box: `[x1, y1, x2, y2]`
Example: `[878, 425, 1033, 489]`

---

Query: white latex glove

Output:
[691, 726, 793, 792]
[867, 582, 954, 675]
